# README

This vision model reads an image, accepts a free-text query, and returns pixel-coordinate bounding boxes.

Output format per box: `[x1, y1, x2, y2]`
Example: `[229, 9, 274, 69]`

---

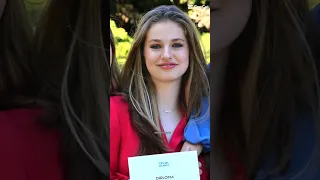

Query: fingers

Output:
[181, 141, 203, 156]
[182, 145, 191, 152]
[199, 161, 202, 175]
[181, 141, 191, 152]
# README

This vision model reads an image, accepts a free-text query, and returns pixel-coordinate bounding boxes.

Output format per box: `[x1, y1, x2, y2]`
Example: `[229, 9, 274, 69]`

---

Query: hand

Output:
[181, 141, 203, 156]
[199, 161, 203, 175]
[181, 142, 203, 176]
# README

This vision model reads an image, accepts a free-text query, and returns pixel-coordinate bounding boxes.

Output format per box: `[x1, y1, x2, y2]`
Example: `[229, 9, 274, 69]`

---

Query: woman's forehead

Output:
[146, 21, 186, 40]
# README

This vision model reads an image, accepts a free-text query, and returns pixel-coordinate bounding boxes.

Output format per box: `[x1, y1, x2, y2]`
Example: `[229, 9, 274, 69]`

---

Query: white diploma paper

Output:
[128, 151, 200, 180]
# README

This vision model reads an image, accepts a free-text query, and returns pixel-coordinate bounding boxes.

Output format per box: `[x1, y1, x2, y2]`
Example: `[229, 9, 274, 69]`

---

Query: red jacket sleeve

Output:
[110, 97, 129, 180]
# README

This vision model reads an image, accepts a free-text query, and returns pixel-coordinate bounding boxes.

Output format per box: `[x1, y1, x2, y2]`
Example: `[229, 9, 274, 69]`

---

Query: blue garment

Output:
[254, 111, 320, 180]
[312, 3, 320, 25]
[255, 6, 320, 179]
[184, 96, 210, 153]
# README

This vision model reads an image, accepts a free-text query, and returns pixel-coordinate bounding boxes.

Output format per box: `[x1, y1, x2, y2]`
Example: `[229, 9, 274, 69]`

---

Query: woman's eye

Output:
[172, 43, 183, 48]
[150, 44, 161, 49]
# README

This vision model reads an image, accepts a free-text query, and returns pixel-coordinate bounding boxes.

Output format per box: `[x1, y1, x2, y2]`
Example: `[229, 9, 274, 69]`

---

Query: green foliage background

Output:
[110, 20, 133, 66]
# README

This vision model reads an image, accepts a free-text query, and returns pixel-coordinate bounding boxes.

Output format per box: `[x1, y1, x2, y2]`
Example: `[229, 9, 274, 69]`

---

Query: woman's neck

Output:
[153, 80, 181, 113]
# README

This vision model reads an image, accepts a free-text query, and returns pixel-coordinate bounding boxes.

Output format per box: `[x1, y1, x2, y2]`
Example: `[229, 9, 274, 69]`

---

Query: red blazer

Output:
[110, 95, 209, 180]
[0, 107, 63, 180]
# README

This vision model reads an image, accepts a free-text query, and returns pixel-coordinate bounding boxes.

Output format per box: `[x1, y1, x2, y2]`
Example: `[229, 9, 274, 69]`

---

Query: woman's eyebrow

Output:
[148, 38, 185, 42]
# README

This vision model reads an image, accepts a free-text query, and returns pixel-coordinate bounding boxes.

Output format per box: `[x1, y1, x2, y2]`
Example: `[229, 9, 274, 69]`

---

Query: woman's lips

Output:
[157, 63, 178, 69]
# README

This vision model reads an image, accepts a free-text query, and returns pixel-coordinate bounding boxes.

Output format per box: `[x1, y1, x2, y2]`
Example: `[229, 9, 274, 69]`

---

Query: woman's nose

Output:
[161, 47, 173, 60]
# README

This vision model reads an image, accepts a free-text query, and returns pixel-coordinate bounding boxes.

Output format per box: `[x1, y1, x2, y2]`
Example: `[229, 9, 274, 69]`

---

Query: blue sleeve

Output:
[254, 112, 320, 180]
[184, 97, 210, 153]
[312, 3, 320, 25]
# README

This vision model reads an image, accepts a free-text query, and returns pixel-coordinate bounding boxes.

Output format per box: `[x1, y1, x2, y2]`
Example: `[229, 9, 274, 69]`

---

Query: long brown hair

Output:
[33, 0, 109, 179]
[0, 0, 36, 109]
[214, 0, 320, 179]
[120, 5, 209, 155]
[110, 28, 121, 94]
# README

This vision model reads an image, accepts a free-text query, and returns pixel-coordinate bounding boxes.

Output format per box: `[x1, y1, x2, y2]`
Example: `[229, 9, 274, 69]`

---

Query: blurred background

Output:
[24, 0, 320, 67]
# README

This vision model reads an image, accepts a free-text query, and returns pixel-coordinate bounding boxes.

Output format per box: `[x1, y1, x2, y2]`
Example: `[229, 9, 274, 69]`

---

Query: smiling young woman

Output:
[110, 5, 210, 180]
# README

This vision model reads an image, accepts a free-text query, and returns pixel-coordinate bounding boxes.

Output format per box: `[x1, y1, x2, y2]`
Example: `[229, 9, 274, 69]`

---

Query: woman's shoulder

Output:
[189, 96, 210, 122]
[0, 107, 45, 127]
[110, 95, 131, 126]
[0, 106, 60, 146]
[110, 95, 128, 107]
[0, 106, 58, 140]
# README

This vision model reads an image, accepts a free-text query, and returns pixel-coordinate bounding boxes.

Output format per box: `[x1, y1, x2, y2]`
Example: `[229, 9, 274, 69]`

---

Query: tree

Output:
[112, 0, 210, 36]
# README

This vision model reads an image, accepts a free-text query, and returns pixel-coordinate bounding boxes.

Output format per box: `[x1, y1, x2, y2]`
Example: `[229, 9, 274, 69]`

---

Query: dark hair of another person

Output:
[33, 0, 109, 179]
[0, 0, 37, 109]
[110, 29, 121, 94]
[213, 0, 320, 179]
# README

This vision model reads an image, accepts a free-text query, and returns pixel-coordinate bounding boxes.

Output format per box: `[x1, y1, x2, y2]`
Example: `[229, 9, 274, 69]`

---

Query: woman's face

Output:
[0, 0, 6, 19]
[143, 20, 189, 84]
[211, 0, 252, 54]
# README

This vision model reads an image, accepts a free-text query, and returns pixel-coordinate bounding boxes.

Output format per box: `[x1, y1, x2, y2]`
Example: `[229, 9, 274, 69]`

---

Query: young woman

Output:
[32, 0, 109, 179]
[0, 0, 62, 179]
[110, 5, 210, 180]
[210, 0, 320, 179]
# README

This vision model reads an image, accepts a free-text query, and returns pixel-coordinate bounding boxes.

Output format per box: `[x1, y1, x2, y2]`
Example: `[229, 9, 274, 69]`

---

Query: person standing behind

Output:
[210, 0, 320, 179]
[33, 0, 110, 179]
[0, 0, 62, 179]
